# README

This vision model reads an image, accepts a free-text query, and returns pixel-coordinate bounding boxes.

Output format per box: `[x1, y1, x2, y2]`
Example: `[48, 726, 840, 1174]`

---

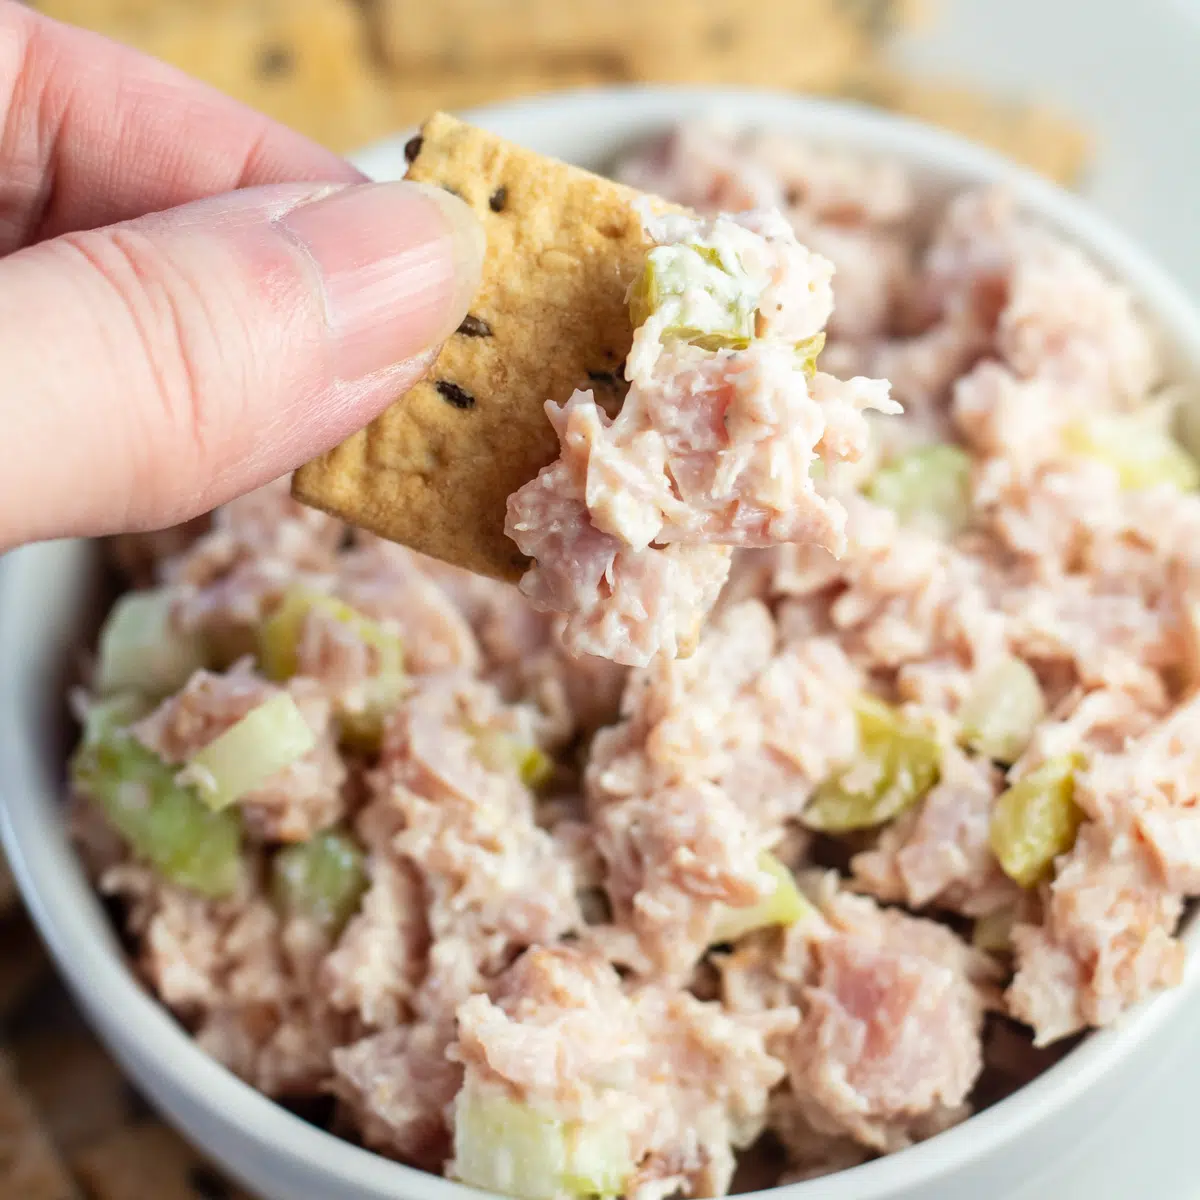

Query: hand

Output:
[0, 2, 484, 551]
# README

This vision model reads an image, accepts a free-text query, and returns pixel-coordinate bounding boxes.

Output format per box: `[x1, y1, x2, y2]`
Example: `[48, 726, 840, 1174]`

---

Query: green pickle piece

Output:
[453, 1087, 633, 1200]
[473, 730, 554, 789]
[990, 756, 1083, 888]
[259, 588, 407, 753]
[71, 732, 241, 897]
[959, 658, 1046, 765]
[866, 443, 974, 539]
[629, 242, 756, 346]
[1063, 415, 1200, 491]
[272, 830, 367, 935]
[95, 588, 207, 697]
[711, 853, 813, 944]
[259, 588, 405, 682]
[186, 692, 317, 812]
[802, 696, 941, 833]
[972, 908, 1016, 954]
[795, 331, 826, 376]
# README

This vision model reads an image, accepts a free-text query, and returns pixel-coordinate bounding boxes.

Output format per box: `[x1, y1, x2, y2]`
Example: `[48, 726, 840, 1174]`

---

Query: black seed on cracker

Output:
[188, 1164, 233, 1200]
[404, 135, 424, 164]
[489, 186, 508, 213]
[458, 314, 493, 338]
[256, 44, 293, 78]
[436, 381, 476, 409]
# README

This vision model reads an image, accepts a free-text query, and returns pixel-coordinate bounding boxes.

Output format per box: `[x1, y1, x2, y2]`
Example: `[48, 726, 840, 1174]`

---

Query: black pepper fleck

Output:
[256, 44, 293, 78]
[457, 314, 493, 338]
[489, 186, 508, 213]
[436, 381, 476, 409]
[403, 135, 424, 163]
[187, 1165, 233, 1200]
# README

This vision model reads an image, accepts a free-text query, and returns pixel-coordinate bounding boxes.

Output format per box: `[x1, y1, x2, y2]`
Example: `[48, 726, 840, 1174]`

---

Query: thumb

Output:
[1, 180, 485, 548]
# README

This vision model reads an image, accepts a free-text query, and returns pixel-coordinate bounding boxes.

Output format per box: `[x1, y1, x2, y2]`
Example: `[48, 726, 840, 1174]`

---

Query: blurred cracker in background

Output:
[30, 0, 1089, 184]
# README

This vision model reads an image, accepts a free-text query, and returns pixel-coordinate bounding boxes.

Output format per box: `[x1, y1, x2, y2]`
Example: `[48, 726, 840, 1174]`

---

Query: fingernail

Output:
[278, 181, 486, 382]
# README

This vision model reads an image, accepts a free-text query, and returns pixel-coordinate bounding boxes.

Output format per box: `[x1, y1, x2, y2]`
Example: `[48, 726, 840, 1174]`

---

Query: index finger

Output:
[0, 2, 366, 252]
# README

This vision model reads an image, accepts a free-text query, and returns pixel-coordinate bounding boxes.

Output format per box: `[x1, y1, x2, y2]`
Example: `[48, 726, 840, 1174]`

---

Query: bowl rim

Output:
[4, 82, 1200, 1200]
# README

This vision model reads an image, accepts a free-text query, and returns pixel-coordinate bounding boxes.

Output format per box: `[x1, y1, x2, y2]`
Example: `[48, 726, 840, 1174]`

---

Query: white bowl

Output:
[3, 86, 1200, 1200]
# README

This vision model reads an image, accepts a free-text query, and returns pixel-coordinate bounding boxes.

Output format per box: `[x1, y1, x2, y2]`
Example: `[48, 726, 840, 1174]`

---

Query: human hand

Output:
[0, 2, 484, 551]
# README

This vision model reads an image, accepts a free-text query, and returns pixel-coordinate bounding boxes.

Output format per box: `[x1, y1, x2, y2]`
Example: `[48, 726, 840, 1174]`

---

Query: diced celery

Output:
[959, 658, 1046, 764]
[272, 829, 367, 935]
[802, 696, 941, 833]
[95, 589, 206, 697]
[711, 853, 813, 944]
[71, 732, 241, 897]
[185, 693, 316, 812]
[81, 692, 151, 746]
[865, 443, 974, 539]
[990, 757, 1083, 888]
[452, 1087, 633, 1200]
[1063, 415, 1200, 491]
[473, 730, 554, 789]
[258, 588, 405, 683]
[629, 243, 756, 345]
[687, 332, 752, 352]
[972, 908, 1016, 954]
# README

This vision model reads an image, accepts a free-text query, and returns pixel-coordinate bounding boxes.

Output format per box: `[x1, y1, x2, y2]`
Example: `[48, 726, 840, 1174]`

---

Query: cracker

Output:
[71, 1123, 253, 1200]
[849, 70, 1092, 186]
[10, 1027, 136, 1154]
[0, 850, 18, 915]
[0, 915, 50, 1021]
[294, 112, 674, 580]
[374, 0, 919, 77]
[385, 61, 626, 133]
[39, 0, 394, 154]
[0, 1053, 77, 1199]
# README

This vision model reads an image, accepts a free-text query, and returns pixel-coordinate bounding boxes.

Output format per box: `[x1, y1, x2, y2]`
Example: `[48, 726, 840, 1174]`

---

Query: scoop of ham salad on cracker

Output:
[294, 113, 897, 666]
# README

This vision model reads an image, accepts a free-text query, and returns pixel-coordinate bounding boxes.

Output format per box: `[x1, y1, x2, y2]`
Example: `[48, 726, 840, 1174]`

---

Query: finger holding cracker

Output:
[294, 112, 672, 581]
[294, 115, 899, 667]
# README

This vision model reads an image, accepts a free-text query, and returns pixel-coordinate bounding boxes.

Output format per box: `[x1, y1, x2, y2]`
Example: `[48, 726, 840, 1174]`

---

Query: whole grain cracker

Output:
[10, 1027, 137, 1154]
[385, 61, 627, 132]
[846, 70, 1092, 186]
[294, 112, 678, 580]
[0, 915, 50, 1021]
[374, 0, 922, 77]
[38, 0, 395, 154]
[71, 1123, 252, 1200]
[0, 1053, 77, 1199]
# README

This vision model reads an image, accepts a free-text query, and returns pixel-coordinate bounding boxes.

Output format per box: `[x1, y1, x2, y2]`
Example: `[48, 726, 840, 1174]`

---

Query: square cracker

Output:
[293, 112, 671, 580]
[70, 1123, 253, 1200]
[0, 1053, 77, 1200]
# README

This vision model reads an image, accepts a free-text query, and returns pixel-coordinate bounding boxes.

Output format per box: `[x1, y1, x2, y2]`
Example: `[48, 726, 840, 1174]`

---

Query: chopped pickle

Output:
[972, 908, 1016, 954]
[802, 696, 941, 833]
[629, 242, 757, 346]
[71, 732, 241, 897]
[258, 588, 405, 683]
[795, 331, 826, 376]
[865, 443, 974, 538]
[959, 658, 1046, 764]
[1062, 415, 1200, 491]
[711, 853, 813, 944]
[452, 1087, 633, 1200]
[185, 693, 317, 812]
[472, 730, 554, 789]
[990, 756, 1083, 888]
[94, 589, 206, 697]
[272, 829, 367, 935]
[81, 692, 150, 746]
